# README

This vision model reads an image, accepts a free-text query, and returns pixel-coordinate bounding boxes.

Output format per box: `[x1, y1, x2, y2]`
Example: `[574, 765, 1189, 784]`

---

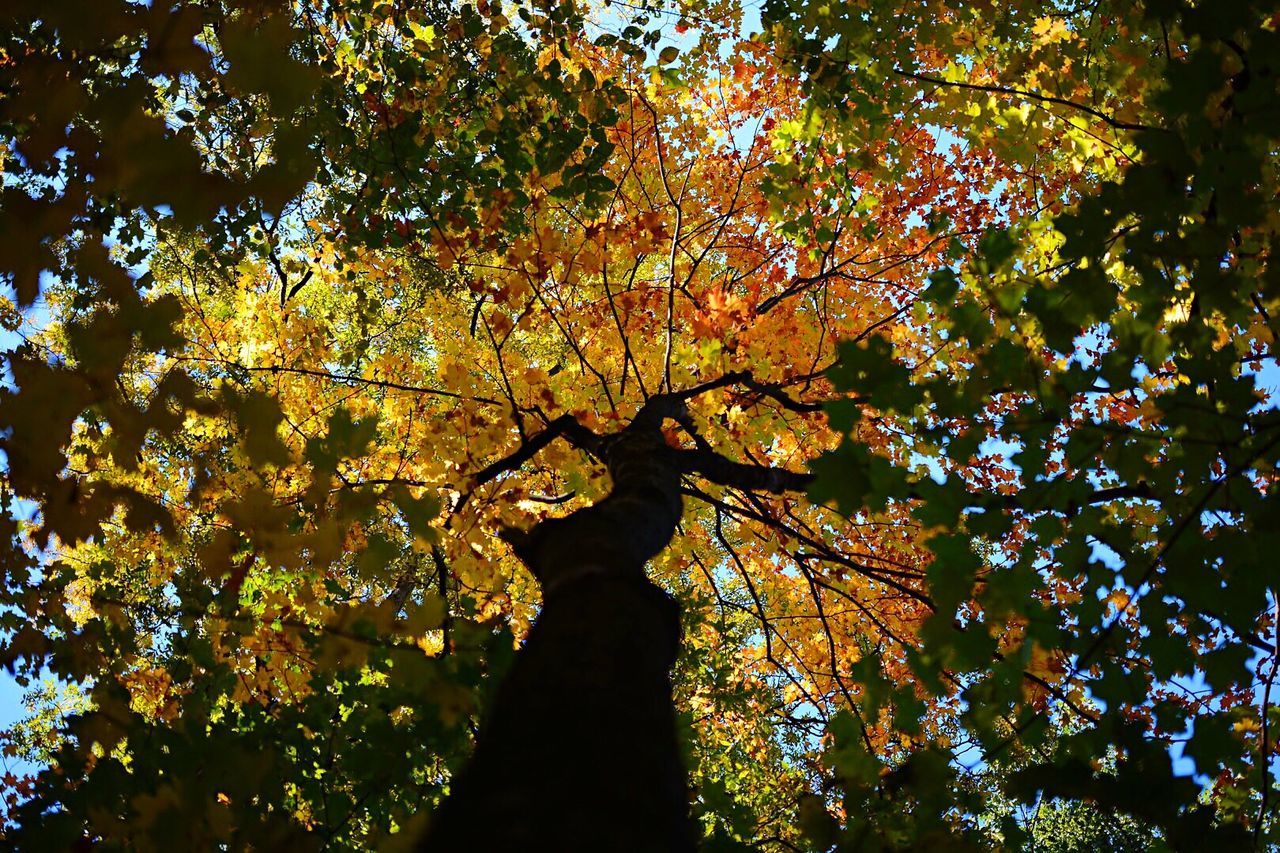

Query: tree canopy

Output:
[1, 0, 1277, 849]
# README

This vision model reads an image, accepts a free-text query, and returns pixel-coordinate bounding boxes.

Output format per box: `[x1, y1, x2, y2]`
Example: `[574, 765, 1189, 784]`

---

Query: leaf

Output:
[224, 389, 293, 467]
[404, 593, 447, 635]
[389, 487, 441, 548]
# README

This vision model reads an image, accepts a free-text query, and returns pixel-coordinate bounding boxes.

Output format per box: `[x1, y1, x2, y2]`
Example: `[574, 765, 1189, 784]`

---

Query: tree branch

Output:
[894, 69, 1162, 133]
[467, 414, 600, 489]
[673, 447, 813, 494]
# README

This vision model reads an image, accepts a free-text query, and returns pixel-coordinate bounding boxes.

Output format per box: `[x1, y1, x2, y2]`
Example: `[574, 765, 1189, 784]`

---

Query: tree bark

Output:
[420, 420, 696, 851]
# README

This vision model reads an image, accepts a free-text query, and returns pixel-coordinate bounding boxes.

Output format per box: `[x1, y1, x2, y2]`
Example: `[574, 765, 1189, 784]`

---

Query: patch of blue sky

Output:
[907, 447, 948, 485]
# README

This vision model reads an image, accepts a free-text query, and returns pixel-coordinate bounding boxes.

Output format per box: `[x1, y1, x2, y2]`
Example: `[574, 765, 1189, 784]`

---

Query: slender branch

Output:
[176, 357, 501, 405]
[467, 414, 599, 489]
[737, 376, 829, 412]
[894, 68, 1162, 133]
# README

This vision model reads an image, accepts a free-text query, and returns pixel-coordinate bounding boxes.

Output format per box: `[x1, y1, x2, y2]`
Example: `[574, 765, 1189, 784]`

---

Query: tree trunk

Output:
[420, 422, 696, 851]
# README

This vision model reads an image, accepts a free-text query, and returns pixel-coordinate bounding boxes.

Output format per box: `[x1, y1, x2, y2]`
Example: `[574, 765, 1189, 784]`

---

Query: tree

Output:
[0, 0, 1277, 850]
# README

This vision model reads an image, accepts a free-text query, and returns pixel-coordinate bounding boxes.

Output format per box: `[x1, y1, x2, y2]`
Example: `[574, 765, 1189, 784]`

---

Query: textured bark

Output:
[420, 422, 695, 851]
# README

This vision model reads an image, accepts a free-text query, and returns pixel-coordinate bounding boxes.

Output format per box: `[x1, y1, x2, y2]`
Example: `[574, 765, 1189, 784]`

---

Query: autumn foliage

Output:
[1, 0, 1279, 849]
